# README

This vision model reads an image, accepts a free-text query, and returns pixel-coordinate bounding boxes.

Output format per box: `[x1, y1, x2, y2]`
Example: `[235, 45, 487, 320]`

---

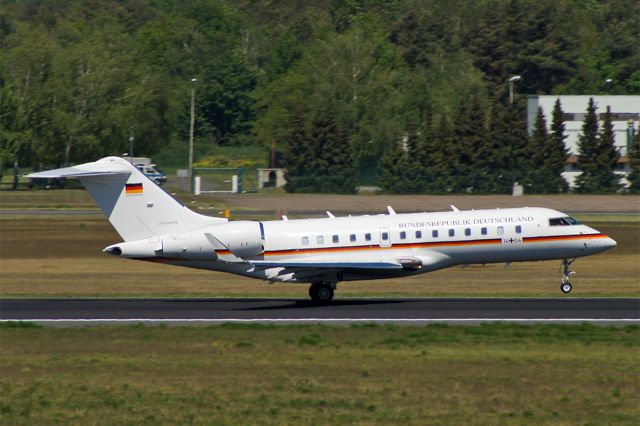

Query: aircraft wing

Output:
[249, 260, 404, 270]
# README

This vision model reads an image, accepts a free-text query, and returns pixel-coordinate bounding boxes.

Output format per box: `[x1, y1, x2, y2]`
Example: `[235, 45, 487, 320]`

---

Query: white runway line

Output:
[2, 318, 639, 323]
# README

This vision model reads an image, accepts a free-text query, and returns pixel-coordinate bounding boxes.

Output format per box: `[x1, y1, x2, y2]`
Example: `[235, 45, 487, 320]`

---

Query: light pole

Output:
[604, 78, 613, 94]
[509, 75, 522, 104]
[129, 126, 134, 157]
[189, 78, 197, 193]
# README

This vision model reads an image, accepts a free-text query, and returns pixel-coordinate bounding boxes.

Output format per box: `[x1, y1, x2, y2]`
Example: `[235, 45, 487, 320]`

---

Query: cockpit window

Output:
[549, 217, 581, 226]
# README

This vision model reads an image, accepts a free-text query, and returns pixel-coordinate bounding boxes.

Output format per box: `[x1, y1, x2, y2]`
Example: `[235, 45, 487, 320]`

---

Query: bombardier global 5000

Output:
[28, 157, 617, 303]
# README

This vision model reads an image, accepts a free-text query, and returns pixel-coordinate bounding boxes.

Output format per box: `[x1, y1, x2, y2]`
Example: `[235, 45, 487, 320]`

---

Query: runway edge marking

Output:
[1, 318, 639, 323]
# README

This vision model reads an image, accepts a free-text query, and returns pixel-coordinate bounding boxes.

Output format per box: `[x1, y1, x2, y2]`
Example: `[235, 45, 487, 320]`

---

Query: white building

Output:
[527, 95, 639, 188]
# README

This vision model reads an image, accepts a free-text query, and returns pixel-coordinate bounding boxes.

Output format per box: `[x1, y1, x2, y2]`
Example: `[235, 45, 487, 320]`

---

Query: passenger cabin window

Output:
[350, 234, 356, 242]
[481, 227, 488, 235]
[400, 231, 407, 240]
[515, 225, 522, 234]
[432, 230, 439, 238]
[415, 230, 422, 239]
[465, 228, 471, 236]
[332, 235, 339, 243]
[365, 233, 372, 242]
[317, 235, 324, 244]
[549, 217, 581, 226]
[497, 226, 504, 235]
[302, 236, 309, 245]
[448, 229, 455, 237]
[381, 232, 389, 241]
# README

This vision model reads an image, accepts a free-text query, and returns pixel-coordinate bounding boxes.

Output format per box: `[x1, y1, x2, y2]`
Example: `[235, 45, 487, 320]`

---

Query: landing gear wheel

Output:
[560, 258, 576, 294]
[309, 283, 334, 304]
[560, 282, 572, 294]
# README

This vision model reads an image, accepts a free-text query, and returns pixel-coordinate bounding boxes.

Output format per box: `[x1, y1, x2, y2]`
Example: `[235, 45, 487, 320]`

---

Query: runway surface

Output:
[1, 298, 638, 325]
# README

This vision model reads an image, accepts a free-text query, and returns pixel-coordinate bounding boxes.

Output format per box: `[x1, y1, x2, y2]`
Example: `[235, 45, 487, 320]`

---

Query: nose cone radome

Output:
[605, 236, 617, 250]
[593, 235, 617, 253]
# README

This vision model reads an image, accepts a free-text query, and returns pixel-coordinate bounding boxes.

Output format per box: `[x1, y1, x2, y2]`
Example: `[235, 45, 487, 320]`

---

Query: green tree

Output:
[627, 131, 640, 193]
[546, 99, 569, 193]
[526, 107, 550, 193]
[595, 105, 621, 192]
[379, 137, 406, 194]
[283, 109, 314, 193]
[575, 98, 600, 192]
[313, 104, 356, 193]
[575, 99, 619, 192]
[526, 105, 568, 193]
[452, 96, 490, 192]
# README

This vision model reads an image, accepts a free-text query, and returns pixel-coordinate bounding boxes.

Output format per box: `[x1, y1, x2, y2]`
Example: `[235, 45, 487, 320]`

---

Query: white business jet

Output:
[28, 157, 616, 304]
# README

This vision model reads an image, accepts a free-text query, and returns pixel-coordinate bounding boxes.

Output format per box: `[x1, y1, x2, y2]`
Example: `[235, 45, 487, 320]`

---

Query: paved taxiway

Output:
[1, 298, 638, 325]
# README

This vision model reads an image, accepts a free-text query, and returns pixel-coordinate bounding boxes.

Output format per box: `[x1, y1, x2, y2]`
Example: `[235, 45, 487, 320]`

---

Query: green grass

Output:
[1, 323, 638, 425]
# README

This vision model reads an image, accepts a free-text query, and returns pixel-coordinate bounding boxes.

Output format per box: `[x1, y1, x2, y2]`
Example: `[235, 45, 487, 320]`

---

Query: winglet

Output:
[326, 211, 335, 218]
[450, 205, 460, 212]
[387, 206, 396, 215]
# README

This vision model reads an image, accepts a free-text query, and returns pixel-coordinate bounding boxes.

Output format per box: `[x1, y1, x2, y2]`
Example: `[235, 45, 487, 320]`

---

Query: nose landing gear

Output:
[560, 258, 575, 294]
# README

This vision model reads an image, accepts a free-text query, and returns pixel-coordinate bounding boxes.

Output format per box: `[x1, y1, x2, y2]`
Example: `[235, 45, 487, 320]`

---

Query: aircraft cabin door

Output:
[379, 228, 391, 248]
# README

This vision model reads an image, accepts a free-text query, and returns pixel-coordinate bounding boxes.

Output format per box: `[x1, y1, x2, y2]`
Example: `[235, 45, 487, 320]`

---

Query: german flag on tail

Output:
[125, 183, 143, 195]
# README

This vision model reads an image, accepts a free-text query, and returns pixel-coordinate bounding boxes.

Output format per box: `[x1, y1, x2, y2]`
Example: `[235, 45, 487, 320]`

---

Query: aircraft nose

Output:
[595, 235, 617, 251]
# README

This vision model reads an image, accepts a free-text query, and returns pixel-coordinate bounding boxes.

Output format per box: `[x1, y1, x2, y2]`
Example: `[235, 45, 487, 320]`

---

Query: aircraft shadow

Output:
[233, 299, 405, 311]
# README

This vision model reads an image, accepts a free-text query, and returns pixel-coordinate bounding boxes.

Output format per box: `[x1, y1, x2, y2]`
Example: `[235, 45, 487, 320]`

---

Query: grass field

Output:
[0, 215, 638, 297]
[1, 322, 638, 425]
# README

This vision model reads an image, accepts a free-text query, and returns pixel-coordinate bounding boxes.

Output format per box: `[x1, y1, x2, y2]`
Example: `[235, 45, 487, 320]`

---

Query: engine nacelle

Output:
[104, 233, 218, 261]
[209, 221, 263, 258]
[161, 232, 218, 260]
[103, 221, 263, 261]
[104, 238, 162, 258]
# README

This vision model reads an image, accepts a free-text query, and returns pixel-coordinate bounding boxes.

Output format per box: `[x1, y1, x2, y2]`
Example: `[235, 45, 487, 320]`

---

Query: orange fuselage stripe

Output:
[259, 233, 606, 257]
[143, 233, 608, 262]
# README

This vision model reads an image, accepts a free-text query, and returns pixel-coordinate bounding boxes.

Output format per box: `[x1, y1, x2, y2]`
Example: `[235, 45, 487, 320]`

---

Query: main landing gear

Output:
[309, 282, 336, 304]
[560, 258, 576, 294]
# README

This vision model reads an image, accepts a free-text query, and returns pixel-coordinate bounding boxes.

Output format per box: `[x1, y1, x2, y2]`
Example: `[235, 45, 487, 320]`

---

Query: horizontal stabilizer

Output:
[249, 260, 402, 270]
[27, 161, 131, 179]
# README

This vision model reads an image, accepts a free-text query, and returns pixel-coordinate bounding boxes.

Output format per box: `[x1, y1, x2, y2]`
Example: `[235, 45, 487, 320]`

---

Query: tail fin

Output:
[27, 156, 226, 241]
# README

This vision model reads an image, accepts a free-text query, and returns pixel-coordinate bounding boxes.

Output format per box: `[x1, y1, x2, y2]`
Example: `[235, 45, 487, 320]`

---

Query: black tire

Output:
[560, 282, 572, 294]
[309, 283, 334, 304]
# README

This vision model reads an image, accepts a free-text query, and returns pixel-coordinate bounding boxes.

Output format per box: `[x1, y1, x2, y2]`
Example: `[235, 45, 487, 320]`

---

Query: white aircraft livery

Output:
[28, 157, 617, 303]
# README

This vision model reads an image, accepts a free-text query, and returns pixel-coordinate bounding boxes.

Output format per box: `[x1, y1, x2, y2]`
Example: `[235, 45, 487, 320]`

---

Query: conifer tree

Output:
[317, 110, 356, 194]
[575, 98, 601, 193]
[627, 131, 640, 193]
[487, 101, 524, 193]
[430, 116, 456, 193]
[526, 106, 550, 193]
[546, 99, 569, 193]
[416, 109, 439, 193]
[595, 106, 621, 192]
[452, 96, 489, 192]
[402, 120, 424, 193]
[379, 137, 406, 194]
[283, 109, 314, 193]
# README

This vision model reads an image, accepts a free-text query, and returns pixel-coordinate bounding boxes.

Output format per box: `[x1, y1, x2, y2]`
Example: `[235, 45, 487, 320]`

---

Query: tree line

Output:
[284, 96, 640, 194]
[1, 0, 638, 193]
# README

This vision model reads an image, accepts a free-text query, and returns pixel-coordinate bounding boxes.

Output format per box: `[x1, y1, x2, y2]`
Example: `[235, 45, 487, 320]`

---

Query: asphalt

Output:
[1, 298, 638, 325]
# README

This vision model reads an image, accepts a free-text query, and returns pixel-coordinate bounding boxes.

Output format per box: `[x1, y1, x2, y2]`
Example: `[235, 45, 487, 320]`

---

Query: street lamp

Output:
[604, 78, 613, 94]
[129, 126, 134, 157]
[509, 75, 522, 105]
[189, 78, 197, 193]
